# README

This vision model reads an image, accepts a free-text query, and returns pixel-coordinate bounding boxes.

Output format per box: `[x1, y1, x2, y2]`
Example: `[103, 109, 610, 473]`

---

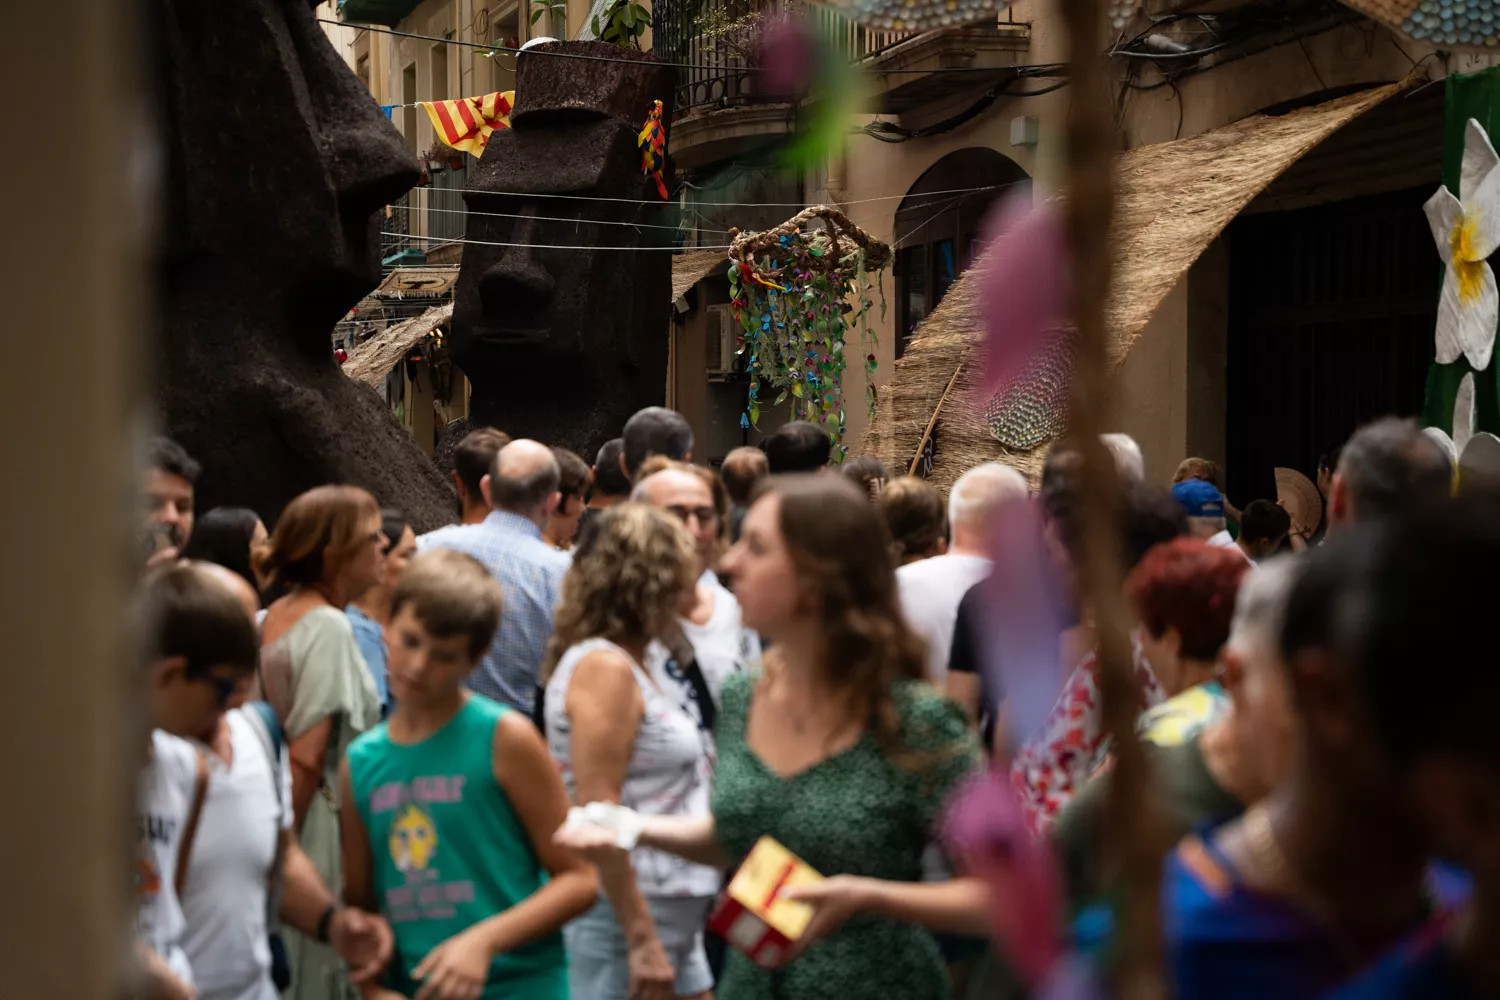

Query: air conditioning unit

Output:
[706, 305, 738, 377]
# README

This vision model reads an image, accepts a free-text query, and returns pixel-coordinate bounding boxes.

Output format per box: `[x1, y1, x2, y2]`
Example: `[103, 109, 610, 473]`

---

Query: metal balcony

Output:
[338, 0, 423, 27]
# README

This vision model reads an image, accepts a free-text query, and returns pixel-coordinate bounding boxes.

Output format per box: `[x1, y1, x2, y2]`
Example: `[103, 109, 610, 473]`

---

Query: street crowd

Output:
[134, 404, 1499, 1000]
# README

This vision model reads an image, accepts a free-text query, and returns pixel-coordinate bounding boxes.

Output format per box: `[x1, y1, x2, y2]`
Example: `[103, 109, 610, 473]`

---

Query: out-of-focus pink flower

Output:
[757, 15, 815, 98]
[980, 498, 1070, 751]
[943, 766, 1063, 985]
[978, 194, 1071, 394]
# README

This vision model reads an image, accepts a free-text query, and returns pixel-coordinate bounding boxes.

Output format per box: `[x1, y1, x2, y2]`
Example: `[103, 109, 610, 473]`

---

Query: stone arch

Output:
[892, 147, 1030, 358]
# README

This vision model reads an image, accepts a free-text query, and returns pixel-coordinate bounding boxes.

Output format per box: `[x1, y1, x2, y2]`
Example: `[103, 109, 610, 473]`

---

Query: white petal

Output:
[1424, 426, 1458, 467]
[1468, 165, 1500, 261]
[1458, 262, 1499, 371]
[1436, 269, 1465, 364]
[1462, 118, 1500, 204]
[1455, 372, 1477, 456]
[1425, 185, 1462, 265]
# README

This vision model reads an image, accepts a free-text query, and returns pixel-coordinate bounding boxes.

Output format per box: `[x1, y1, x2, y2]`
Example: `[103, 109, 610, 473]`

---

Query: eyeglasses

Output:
[665, 505, 720, 528]
[193, 668, 246, 708]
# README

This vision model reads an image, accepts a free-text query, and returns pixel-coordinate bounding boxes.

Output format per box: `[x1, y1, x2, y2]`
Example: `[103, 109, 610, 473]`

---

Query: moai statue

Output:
[152, 0, 455, 530]
[452, 41, 676, 460]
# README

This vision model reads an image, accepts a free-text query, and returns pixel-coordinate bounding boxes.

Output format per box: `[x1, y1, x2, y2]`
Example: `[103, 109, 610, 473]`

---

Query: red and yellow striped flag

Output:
[421, 91, 514, 157]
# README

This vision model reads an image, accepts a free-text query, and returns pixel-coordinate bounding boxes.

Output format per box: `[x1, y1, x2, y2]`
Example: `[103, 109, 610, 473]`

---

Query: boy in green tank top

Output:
[340, 549, 599, 999]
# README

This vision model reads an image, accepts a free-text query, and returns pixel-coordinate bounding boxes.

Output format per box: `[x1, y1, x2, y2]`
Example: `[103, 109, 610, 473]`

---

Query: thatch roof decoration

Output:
[372, 266, 461, 299]
[344, 302, 454, 388]
[864, 80, 1411, 488]
[672, 249, 728, 303]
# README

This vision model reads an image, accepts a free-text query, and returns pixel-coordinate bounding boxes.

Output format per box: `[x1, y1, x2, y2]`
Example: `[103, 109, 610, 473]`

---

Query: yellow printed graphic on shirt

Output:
[389, 803, 439, 874]
[1140, 686, 1227, 747]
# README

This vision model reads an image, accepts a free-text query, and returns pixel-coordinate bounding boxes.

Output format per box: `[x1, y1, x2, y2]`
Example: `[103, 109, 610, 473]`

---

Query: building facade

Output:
[329, 0, 1498, 490]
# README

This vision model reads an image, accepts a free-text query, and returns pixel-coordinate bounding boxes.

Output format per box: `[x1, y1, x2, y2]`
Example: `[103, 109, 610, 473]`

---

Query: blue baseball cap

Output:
[1171, 478, 1225, 518]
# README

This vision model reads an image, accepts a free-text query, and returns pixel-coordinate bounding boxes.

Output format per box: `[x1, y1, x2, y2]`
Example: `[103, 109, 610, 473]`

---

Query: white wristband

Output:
[562, 801, 646, 849]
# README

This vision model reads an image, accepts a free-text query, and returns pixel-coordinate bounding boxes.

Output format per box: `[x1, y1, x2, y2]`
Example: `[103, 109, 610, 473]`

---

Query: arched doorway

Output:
[894, 148, 1030, 358]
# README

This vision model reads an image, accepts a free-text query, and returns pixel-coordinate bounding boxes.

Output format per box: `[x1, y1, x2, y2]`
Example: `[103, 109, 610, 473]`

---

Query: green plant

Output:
[728, 207, 889, 462]
[528, 0, 567, 31]
[699, 0, 804, 67]
[591, 0, 651, 48]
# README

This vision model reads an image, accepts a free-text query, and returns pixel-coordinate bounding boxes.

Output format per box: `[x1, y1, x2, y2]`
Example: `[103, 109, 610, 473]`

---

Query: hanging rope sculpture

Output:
[727, 205, 890, 460]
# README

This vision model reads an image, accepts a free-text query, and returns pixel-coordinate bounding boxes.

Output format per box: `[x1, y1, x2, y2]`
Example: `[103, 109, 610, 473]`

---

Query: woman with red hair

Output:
[1127, 538, 1251, 744]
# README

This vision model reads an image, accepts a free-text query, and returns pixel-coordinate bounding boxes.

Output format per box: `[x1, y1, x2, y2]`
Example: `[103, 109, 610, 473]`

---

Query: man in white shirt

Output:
[182, 705, 393, 1000]
[635, 465, 761, 730]
[137, 562, 263, 998]
[897, 462, 1029, 684]
[1172, 478, 1237, 549]
[177, 564, 392, 1000]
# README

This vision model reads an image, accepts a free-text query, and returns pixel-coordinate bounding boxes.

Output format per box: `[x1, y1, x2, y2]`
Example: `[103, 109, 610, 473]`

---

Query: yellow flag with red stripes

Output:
[421, 91, 514, 156]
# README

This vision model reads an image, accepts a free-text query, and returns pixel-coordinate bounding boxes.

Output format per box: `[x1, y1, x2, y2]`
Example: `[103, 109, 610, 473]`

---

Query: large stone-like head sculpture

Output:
[152, 0, 455, 530]
[453, 42, 676, 458]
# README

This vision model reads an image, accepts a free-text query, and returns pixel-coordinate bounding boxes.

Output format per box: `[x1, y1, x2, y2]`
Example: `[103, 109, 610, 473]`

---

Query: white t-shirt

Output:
[896, 553, 992, 685]
[1207, 529, 1237, 549]
[181, 709, 295, 1000]
[137, 730, 202, 987]
[647, 573, 762, 733]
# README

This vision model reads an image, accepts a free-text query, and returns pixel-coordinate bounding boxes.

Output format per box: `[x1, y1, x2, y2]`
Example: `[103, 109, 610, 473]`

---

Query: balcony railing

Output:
[653, 0, 919, 117]
[337, 0, 422, 27]
[425, 164, 468, 245]
[382, 192, 413, 265]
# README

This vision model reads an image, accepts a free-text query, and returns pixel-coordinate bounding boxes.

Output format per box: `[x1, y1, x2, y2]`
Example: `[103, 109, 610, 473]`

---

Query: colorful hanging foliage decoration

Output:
[727, 205, 890, 461]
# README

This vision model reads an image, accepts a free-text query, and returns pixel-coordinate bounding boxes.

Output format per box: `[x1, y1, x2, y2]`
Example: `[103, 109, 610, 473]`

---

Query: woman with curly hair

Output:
[541, 503, 715, 1000]
[559, 476, 985, 1000]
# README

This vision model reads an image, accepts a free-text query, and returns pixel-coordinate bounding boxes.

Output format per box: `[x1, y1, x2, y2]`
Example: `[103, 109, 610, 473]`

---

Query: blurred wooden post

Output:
[2, 1, 144, 996]
[1058, 0, 1167, 995]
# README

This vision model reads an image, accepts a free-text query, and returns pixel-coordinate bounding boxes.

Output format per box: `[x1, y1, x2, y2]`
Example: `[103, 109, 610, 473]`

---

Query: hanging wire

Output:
[318, 18, 1070, 79]
[412, 202, 731, 233]
[384, 232, 736, 250]
[389, 181, 1018, 209]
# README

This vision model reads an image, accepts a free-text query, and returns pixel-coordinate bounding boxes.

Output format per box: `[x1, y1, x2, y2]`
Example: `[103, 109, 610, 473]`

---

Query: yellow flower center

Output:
[1451, 214, 1486, 306]
[1455, 259, 1485, 306]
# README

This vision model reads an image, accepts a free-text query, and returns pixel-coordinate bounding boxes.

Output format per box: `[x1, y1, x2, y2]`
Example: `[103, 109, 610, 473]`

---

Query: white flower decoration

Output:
[1424, 119, 1500, 371]
[1455, 371, 1477, 456]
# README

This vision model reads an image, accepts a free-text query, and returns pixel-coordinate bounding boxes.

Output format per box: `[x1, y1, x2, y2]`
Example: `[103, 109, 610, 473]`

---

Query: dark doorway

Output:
[1225, 185, 1438, 506]
[893, 148, 1030, 358]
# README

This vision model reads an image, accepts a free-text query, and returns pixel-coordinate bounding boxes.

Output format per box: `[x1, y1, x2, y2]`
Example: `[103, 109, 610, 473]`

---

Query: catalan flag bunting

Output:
[421, 91, 515, 156]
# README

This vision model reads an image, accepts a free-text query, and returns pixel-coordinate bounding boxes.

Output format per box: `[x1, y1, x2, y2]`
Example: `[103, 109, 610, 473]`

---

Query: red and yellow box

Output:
[708, 836, 824, 969]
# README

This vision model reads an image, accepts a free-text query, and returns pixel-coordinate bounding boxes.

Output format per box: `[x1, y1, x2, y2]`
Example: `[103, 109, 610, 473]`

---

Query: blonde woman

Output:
[542, 504, 715, 1000]
[259, 485, 386, 1000]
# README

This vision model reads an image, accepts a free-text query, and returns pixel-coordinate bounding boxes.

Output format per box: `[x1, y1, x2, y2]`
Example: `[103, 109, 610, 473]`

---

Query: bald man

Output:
[898, 462, 1029, 684]
[421, 438, 570, 712]
[634, 467, 762, 732]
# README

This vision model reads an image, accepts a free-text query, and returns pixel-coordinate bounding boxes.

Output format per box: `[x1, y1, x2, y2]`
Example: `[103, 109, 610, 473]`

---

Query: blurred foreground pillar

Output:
[2, 2, 144, 996]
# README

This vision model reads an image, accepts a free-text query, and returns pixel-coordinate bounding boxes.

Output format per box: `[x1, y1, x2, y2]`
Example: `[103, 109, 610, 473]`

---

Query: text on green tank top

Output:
[348, 694, 565, 993]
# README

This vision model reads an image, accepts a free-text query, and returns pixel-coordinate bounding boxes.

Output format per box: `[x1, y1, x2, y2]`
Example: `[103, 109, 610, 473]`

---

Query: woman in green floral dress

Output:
[560, 475, 984, 1000]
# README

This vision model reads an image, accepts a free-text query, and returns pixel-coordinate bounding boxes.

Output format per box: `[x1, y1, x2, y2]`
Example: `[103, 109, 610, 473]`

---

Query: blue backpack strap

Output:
[248, 701, 285, 760]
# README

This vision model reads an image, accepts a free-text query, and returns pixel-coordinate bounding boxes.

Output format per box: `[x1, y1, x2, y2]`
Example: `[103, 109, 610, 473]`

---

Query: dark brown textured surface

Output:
[153, 0, 456, 531]
[452, 42, 677, 460]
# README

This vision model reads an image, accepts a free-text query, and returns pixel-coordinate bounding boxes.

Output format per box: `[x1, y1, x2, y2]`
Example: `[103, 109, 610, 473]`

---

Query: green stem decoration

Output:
[726, 205, 891, 462]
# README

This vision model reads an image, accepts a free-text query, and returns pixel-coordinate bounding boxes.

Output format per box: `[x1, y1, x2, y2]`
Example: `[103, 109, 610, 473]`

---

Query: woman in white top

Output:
[543, 503, 717, 1000]
[258, 485, 385, 1000]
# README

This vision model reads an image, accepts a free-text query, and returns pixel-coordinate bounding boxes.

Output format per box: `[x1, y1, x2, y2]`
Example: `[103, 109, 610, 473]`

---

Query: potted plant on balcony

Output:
[528, 0, 569, 36]
[419, 144, 466, 175]
[589, 0, 651, 47]
[699, 1, 823, 104]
